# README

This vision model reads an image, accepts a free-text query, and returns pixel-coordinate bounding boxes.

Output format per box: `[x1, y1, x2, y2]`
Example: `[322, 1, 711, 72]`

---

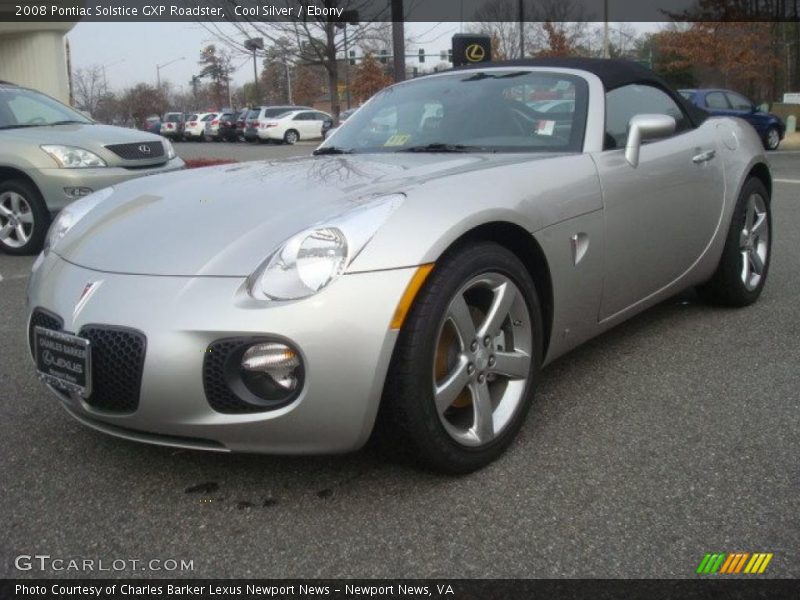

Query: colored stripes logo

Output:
[697, 552, 773, 574]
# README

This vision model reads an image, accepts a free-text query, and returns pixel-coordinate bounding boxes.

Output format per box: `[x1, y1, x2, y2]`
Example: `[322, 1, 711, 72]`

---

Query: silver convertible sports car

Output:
[27, 59, 772, 473]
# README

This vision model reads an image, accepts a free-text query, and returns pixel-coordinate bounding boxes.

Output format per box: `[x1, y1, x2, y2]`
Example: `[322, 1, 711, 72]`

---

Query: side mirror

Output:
[625, 114, 677, 167]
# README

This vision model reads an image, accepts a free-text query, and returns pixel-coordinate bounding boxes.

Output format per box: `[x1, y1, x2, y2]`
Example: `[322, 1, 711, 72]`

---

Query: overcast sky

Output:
[68, 21, 661, 93]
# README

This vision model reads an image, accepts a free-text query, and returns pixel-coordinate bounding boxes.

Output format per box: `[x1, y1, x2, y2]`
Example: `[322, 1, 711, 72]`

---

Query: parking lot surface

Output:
[1, 153, 798, 579]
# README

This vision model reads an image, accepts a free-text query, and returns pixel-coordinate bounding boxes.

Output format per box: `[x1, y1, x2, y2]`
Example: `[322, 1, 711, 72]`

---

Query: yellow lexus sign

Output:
[465, 44, 486, 62]
[452, 34, 492, 67]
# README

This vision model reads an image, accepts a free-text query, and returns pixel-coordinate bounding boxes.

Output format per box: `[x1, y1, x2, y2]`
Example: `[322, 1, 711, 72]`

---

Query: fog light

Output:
[64, 186, 93, 199]
[240, 342, 301, 400]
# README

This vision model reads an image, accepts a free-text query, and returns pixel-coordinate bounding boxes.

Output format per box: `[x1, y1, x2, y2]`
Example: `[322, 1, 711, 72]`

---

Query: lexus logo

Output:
[138, 144, 152, 154]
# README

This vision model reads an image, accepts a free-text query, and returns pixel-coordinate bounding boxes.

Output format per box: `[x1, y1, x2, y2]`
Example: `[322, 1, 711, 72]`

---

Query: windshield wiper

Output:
[398, 143, 490, 153]
[48, 120, 87, 125]
[0, 123, 44, 130]
[313, 146, 354, 155]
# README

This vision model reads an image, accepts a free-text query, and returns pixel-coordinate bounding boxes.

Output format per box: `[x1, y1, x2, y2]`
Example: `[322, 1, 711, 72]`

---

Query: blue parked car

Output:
[680, 89, 785, 150]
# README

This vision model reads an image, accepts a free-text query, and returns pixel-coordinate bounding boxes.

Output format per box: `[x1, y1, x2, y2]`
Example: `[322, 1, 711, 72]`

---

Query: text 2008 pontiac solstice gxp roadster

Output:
[27, 59, 771, 473]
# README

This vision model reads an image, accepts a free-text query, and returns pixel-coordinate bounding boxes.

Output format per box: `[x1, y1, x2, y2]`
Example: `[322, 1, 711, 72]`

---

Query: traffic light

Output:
[419, 49, 425, 63]
[379, 49, 388, 64]
[349, 50, 356, 66]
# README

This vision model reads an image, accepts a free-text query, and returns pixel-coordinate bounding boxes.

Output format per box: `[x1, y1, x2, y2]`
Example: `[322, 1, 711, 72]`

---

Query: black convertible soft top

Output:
[453, 57, 708, 128]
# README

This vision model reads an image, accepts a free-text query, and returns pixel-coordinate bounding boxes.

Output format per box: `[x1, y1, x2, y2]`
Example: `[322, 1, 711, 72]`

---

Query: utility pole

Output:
[603, 0, 610, 58]
[156, 56, 185, 89]
[335, 10, 359, 109]
[245, 38, 264, 104]
[518, 0, 524, 58]
[391, 0, 405, 82]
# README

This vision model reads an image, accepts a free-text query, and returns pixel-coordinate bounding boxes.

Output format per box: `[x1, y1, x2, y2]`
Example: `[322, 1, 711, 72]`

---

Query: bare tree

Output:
[206, 0, 389, 118]
[72, 66, 107, 116]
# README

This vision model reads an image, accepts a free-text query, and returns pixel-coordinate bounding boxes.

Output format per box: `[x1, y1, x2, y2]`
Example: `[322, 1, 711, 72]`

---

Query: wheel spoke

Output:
[751, 212, 767, 238]
[744, 197, 756, 231]
[9, 193, 21, 214]
[448, 293, 476, 347]
[749, 249, 764, 275]
[470, 380, 494, 443]
[478, 281, 516, 339]
[17, 211, 34, 224]
[741, 250, 751, 284]
[15, 223, 28, 242]
[490, 350, 530, 380]
[0, 203, 12, 218]
[0, 223, 13, 240]
[434, 356, 471, 414]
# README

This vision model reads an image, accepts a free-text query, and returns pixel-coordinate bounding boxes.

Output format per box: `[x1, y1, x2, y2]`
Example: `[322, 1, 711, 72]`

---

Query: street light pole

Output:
[391, 0, 405, 82]
[603, 0, 610, 58]
[156, 56, 185, 89]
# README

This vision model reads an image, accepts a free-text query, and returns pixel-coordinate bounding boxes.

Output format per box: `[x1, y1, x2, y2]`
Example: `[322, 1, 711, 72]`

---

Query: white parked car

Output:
[257, 109, 332, 144]
[184, 113, 216, 141]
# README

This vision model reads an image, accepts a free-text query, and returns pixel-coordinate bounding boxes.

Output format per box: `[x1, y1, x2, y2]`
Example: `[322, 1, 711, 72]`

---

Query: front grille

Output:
[80, 326, 146, 413]
[105, 141, 164, 160]
[29, 308, 63, 358]
[28, 310, 146, 413]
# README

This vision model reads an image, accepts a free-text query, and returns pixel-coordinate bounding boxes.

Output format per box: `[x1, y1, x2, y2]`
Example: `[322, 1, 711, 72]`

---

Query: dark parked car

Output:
[234, 108, 250, 141]
[217, 112, 239, 142]
[143, 115, 161, 135]
[680, 89, 785, 150]
[161, 112, 184, 140]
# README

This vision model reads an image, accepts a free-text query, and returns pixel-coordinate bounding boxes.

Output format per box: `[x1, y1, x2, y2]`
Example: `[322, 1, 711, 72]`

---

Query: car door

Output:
[593, 84, 725, 320]
[293, 112, 314, 138]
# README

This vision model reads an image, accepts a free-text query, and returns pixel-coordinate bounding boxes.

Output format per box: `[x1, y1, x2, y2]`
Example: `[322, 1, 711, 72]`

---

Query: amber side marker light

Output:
[390, 264, 435, 330]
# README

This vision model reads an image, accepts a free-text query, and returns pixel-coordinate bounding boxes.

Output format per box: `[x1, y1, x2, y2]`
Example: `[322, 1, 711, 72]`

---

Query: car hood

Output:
[6, 122, 163, 146]
[55, 153, 560, 277]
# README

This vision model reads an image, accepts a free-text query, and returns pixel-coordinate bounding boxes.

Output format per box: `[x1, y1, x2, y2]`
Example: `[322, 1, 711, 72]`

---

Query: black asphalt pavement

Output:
[0, 152, 798, 579]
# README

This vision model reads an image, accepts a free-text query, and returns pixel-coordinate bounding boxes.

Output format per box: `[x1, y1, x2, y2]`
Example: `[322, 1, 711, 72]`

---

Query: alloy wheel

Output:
[433, 272, 532, 447]
[739, 193, 769, 291]
[0, 191, 34, 248]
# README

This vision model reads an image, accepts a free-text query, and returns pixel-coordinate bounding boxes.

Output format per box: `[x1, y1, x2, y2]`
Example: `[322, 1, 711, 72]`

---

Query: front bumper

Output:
[32, 157, 185, 212]
[27, 255, 413, 454]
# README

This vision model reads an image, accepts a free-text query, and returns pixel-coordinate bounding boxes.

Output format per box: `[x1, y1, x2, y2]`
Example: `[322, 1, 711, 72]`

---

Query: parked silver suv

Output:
[0, 82, 184, 254]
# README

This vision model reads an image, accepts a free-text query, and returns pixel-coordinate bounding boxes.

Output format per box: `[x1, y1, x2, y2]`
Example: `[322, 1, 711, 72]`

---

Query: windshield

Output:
[323, 70, 588, 154]
[0, 86, 92, 129]
[165, 113, 182, 122]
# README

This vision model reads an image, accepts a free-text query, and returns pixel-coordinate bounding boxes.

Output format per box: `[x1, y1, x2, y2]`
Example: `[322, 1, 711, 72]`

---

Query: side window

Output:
[705, 92, 729, 109]
[605, 84, 689, 149]
[726, 92, 753, 111]
[294, 112, 309, 121]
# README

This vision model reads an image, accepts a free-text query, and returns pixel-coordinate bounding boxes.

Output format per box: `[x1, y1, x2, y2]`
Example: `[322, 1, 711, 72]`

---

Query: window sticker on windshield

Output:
[535, 120, 556, 136]
[384, 134, 411, 146]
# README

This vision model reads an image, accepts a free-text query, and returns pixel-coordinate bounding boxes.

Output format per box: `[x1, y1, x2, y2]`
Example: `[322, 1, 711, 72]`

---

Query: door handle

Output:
[692, 149, 716, 164]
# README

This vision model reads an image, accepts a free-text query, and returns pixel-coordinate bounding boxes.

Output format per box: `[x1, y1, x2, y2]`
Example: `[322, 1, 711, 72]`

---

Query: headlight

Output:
[163, 137, 176, 159]
[247, 194, 404, 301]
[43, 187, 114, 254]
[41, 145, 107, 168]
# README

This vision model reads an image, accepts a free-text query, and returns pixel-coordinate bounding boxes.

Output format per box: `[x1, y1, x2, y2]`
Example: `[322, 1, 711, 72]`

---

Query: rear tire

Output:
[0, 179, 50, 255]
[379, 242, 543, 474]
[698, 178, 771, 306]
[284, 129, 299, 145]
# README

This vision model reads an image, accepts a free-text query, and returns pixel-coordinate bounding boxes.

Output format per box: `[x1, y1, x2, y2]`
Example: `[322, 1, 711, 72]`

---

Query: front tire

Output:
[380, 242, 543, 474]
[0, 179, 49, 255]
[764, 127, 781, 151]
[698, 177, 771, 306]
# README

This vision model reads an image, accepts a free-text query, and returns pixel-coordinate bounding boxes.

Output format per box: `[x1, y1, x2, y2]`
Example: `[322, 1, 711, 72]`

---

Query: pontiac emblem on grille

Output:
[74, 281, 103, 321]
[138, 144, 152, 154]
